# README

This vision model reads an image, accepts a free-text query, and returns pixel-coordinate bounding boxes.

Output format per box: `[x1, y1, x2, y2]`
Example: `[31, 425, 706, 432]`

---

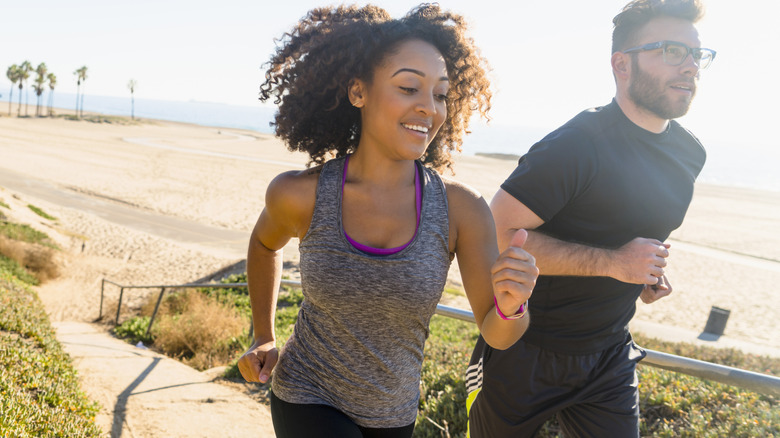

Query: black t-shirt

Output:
[501, 100, 706, 353]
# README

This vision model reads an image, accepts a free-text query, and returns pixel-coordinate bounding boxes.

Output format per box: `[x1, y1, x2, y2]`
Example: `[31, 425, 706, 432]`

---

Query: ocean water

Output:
[1, 92, 776, 192]
[1, 92, 279, 135]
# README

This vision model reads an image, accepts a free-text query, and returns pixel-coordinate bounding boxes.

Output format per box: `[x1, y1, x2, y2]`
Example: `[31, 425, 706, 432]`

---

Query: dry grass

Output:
[150, 289, 246, 370]
[96, 298, 121, 325]
[0, 235, 60, 283]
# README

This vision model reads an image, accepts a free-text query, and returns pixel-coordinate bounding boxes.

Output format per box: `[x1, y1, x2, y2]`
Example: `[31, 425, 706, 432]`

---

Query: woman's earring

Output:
[352, 100, 363, 108]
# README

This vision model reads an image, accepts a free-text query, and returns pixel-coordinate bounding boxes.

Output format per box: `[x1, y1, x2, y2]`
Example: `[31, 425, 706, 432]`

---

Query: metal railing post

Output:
[99, 278, 105, 320]
[115, 287, 125, 325]
[146, 287, 166, 338]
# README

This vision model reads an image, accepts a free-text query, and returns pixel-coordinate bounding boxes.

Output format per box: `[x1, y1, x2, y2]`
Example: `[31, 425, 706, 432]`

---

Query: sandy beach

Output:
[1, 106, 779, 353]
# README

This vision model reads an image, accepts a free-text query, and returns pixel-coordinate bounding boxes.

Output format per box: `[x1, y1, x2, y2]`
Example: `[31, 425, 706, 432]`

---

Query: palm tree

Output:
[6, 64, 19, 116]
[78, 66, 88, 118]
[47, 73, 57, 116]
[73, 66, 88, 118]
[34, 63, 48, 117]
[33, 81, 45, 117]
[18, 61, 33, 117]
[127, 79, 137, 120]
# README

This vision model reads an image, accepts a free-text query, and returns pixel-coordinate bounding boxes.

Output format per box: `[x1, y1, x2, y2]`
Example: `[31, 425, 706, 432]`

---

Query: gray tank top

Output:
[271, 156, 451, 428]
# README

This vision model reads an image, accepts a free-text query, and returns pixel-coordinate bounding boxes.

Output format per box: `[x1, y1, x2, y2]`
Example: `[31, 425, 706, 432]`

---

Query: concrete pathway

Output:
[629, 319, 780, 358]
[54, 321, 275, 438]
[0, 167, 249, 259]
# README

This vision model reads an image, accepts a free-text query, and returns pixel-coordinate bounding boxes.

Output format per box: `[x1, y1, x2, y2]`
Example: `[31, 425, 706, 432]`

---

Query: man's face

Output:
[627, 16, 702, 120]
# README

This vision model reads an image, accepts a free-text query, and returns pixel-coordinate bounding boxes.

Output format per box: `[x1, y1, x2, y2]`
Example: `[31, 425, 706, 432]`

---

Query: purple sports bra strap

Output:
[342, 155, 421, 255]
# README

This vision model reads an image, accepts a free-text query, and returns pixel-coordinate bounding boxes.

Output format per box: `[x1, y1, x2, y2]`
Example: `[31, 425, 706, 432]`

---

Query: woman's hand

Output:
[237, 339, 279, 384]
[491, 229, 538, 316]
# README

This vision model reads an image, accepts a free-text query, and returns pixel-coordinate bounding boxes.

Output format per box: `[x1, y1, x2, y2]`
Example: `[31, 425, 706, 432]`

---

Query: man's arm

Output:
[490, 188, 669, 286]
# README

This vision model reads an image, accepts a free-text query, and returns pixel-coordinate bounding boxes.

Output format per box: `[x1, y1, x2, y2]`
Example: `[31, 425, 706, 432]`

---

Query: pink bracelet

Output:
[493, 295, 528, 320]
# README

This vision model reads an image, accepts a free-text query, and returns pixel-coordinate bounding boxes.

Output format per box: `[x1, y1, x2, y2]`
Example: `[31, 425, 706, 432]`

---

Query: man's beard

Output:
[629, 56, 696, 120]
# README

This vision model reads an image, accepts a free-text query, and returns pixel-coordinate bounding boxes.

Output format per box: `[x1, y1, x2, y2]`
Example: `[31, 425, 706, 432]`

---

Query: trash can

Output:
[703, 306, 730, 336]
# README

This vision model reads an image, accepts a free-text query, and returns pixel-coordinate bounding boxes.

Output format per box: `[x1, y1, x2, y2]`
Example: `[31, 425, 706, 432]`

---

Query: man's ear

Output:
[612, 51, 630, 80]
[348, 79, 365, 108]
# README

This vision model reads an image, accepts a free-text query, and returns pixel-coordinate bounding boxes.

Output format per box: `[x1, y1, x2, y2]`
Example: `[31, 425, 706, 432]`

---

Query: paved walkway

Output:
[630, 319, 780, 358]
[0, 168, 249, 259]
[54, 321, 275, 437]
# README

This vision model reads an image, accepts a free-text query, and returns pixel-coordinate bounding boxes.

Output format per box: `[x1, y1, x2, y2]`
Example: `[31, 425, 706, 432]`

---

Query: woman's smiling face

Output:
[351, 39, 449, 161]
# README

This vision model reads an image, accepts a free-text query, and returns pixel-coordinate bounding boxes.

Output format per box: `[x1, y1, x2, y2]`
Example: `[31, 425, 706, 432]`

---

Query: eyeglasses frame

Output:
[622, 40, 716, 69]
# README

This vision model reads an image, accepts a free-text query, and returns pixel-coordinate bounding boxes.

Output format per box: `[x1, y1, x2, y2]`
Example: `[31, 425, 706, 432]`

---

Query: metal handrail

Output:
[99, 278, 303, 337]
[100, 278, 780, 398]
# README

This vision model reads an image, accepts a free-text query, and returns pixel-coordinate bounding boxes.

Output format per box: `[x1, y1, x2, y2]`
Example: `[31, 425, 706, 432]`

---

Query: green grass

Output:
[0, 221, 58, 249]
[442, 285, 466, 298]
[633, 333, 779, 438]
[0, 267, 102, 436]
[0, 200, 9, 209]
[27, 204, 57, 221]
[199, 273, 252, 315]
[416, 315, 479, 437]
[0, 254, 39, 285]
[113, 315, 153, 345]
[636, 365, 777, 437]
[414, 325, 779, 438]
[0, 220, 101, 436]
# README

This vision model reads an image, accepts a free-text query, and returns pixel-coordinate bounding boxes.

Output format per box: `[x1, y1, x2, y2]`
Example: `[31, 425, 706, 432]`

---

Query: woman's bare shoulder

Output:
[441, 175, 486, 210]
[265, 165, 323, 221]
[441, 175, 494, 246]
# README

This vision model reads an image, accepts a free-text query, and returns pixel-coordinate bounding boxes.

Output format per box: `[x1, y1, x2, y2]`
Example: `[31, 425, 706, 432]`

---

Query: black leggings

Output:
[270, 390, 415, 438]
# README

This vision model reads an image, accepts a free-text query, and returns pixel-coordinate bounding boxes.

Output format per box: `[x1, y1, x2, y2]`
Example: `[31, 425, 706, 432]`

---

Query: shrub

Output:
[0, 236, 59, 283]
[113, 315, 153, 345]
[150, 289, 247, 370]
[0, 270, 102, 436]
[199, 273, 251, 315]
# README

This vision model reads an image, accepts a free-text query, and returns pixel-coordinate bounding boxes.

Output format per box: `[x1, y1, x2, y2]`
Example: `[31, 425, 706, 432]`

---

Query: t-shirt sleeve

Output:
[500, 127, 597, 223]
[674, 122, 707, 179]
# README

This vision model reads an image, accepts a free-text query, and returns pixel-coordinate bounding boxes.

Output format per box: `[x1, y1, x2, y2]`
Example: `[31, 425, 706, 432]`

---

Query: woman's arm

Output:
[237, 169, 317, 383]
[446, 180, 538, 350]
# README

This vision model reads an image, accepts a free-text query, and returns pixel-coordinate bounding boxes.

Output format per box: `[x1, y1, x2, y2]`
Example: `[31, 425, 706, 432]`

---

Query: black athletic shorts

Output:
[466, 334, 646, 438]
[270, 390, 415, 438]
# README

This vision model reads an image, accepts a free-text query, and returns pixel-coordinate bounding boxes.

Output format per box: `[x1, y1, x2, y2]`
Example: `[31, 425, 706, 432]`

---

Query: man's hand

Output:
[237, 339, 278, 383]
[610, 238, 670, 285]
[640, 274, 673, 304]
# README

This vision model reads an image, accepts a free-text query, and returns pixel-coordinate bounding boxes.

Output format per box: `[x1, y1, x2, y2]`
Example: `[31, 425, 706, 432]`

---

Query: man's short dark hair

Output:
[612, 0, 705, 53]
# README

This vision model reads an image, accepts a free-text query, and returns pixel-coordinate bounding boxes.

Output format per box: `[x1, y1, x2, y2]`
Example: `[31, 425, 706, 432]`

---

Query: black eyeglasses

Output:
[622, 40, 716, 69]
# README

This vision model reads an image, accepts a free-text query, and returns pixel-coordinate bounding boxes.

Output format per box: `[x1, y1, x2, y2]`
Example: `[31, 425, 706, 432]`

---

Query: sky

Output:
[1, 0, 778, 154]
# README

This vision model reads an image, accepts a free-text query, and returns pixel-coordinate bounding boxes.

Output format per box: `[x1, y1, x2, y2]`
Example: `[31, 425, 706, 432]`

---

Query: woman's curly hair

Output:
[260, 3, 492, 172]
